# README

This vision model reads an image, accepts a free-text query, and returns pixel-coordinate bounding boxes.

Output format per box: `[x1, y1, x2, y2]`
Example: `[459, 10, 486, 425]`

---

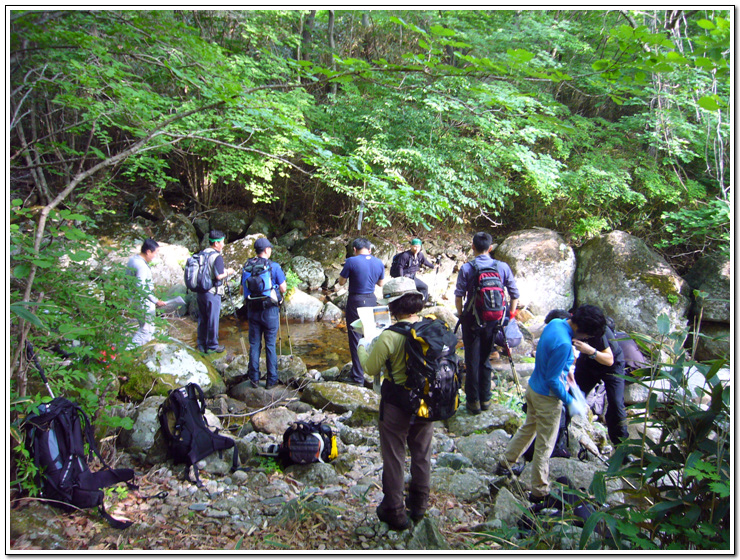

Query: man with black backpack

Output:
[196, 230, 236, 354]
[389, 238, 437, 302]
[359, 277, 460, 530]
[455, 232, 519, 415]
[241, 237, 287, 389]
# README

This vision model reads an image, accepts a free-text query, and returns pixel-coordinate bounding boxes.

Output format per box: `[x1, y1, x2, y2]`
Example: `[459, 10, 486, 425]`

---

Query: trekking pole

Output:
[25, 341, 55, 398]
[502, 333, 523, 400]
[282, 303, 293, 357]
[577, 436, 651, 505]
[278, 303, 284, 356]
[225, 281, 248, 356]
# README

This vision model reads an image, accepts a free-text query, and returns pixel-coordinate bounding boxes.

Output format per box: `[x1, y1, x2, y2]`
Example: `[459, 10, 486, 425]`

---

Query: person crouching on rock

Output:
[358, 277, 430, 531]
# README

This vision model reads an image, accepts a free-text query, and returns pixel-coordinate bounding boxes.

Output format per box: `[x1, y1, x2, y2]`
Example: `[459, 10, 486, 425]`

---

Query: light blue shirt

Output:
[528, 318, 574, 405]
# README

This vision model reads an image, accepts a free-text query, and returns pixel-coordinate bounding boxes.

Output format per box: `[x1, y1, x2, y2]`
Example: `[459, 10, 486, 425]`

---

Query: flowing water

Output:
[169, 316, 351, 371]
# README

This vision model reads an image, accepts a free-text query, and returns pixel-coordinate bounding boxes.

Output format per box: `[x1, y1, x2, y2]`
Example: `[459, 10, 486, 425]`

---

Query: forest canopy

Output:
[9, 9, 730, 253]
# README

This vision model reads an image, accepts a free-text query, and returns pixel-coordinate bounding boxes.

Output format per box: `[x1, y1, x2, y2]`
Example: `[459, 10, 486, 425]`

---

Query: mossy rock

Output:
[300, 381, 380, 414]
[121, 340, 225, 401]
[292, 236, 348, 269]
[343, 406, 380, 428]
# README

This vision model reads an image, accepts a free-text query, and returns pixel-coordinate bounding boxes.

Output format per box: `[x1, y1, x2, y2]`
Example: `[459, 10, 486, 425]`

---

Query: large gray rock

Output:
[575, 231, 690, 336]
[366, 236, 397, 267]
[456, 429, 512, 472]
[430, 467, 490, 503]
[518, 457, 623, 505]
[228, 383, 294, 409]
[407, 518, 450, 550]
[683, 254, 730, 323]
[210, 210, 250, 242]
[245, 213, 273, 236]
[283, 288, 324, 322]
[277, 228, 306, 250]
[301, 381, 381, 414]
[320, 302, 343, 323]
[153, 214, 200, 253]
[292, 236, 348, 269]
[123, 340, 226, 400]
[102, 242, 191, 292]
[491, 487, 527, 528]
[289, 256, 325, 292]
[283, 463, 339, 487]
[445, 404, 523, 437]
[118, 396, 166, 457]
[494, 228, 576, 315]
[693, 322, 730, 361]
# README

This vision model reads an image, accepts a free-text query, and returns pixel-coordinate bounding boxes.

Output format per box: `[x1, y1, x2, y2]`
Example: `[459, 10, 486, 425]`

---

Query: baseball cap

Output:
[254, 237, 272, 252]
[379, 277, 422, 305]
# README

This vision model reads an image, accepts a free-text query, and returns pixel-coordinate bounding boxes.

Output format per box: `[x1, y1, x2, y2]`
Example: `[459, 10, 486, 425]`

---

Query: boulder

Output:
[518, 457, 623, 505]
[455, 429, 512, 472]
[320, 302, 343, 323]
[491, 487, 527, 528]
[292, 236, 348, 268]
[288, 256, 326, 292]
[693, 322, 730, 361]
[122, 340, 225, 400]
[101, 242, 191, 292]
[133, 192, 174, 221]
[366, 236, 397, 267]
[407, 518, 450, 550]
[575, 231, 690, 336]
[228, 382, 294, 409]
[221, 234, 268, 271]
[283, 288, 324, 322]
[683, 253, 730, 323]
[444, 404, 523, 437]
[301, 381, 381, 415]
[210, 210, 250, 242]
[245, 213, 273, 236]
[152, 214, 200, 253]
[435, 452, 474, 471]
[494, 228, 576, 315]
[250, 406, 299, 435]
[277, 228, 306, 250]
[118, 396, 167, 458]
[430, 467, 490, 503]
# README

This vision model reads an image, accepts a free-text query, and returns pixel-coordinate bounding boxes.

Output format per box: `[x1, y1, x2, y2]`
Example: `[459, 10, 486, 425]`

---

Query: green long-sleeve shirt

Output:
[361, 320, 413, 387]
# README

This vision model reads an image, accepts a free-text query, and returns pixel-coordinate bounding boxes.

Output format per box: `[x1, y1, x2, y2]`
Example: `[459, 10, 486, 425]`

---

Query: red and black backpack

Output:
[470, 261, 507, 324]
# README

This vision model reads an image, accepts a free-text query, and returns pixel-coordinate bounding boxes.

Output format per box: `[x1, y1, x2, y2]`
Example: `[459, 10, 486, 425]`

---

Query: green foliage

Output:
[658, 199, 730, 257]
[577, 314, 730, 550]
[256, 456, 283, 475]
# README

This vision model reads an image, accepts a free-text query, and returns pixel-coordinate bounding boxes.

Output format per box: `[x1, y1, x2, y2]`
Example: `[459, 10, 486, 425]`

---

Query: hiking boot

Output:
[405, 489, 429, 522]
[249, 380, 259, 389]
[495, 459, 524, 477]
[480, 400, 491, 411]
[207, 345, 225, 354]
[265, 382, 278, 390]
[466, 401, 481, 415]
[197, 345, 206, 353]
[376, 503, 410, 531]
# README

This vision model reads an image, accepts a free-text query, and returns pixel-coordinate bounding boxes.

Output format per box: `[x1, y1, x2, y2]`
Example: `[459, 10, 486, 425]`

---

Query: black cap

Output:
[254, 237, 272, 252]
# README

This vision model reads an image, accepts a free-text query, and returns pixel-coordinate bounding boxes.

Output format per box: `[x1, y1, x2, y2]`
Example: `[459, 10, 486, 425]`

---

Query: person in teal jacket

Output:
[496, 304, 606, 502]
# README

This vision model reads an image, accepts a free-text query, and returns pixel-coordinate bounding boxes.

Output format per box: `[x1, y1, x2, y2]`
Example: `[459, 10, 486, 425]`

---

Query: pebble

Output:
[355, 526, 375, 538]
[205, 509, 230, 518]
[189, 503, 208, 511]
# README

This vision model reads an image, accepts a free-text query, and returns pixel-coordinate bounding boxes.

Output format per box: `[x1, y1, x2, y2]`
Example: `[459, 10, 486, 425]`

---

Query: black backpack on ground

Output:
[389, 252, 404, 278]
[279, 421, 338, 466]
[158, 383, 238, 485]
[386, 315, 460, 421]
[23, 397, 137, 529]
[184, 249, 219, 294]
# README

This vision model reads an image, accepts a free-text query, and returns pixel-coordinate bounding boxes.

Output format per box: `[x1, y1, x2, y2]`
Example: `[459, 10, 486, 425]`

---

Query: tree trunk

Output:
[328, 10, 337, 97]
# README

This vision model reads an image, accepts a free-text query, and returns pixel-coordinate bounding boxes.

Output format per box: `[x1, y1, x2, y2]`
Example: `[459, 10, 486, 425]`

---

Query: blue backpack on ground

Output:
[242, 257, 279, 305]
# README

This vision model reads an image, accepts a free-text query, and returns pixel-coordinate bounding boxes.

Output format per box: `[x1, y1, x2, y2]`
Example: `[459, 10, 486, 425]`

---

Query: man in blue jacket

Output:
[338, 238, 385, 385]
[496, 304, 606, 502]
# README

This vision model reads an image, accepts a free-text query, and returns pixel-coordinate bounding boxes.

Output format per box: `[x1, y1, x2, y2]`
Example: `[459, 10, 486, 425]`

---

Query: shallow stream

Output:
[169, 315, 352, 371]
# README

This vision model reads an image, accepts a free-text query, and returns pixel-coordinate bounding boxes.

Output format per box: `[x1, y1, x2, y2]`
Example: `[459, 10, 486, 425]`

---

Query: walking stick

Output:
[501, 324, 523, 400]
[282, 302, 293, 357]
[225, 281, 248, 356]
[25, 341, 55, 398]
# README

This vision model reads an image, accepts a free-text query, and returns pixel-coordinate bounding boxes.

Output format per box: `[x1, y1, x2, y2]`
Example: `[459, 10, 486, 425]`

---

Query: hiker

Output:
[338, 237, 385, 385]
[573, 316, 629, 445]
[455, 232, 519, 415]
[127, 238, 166, 347]
[242, 237, 287, 390]
[495, 305, 605, 502]
[196, 230, 236, 354]
[358, 277, 432, 530]
[391, 238, 437, 302]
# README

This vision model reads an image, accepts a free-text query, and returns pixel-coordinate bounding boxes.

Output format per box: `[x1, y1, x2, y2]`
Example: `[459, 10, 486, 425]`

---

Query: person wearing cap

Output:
[393, 239, 437, 302]
[242, 237, 287, 389]
[455, 232, 520, 415]
[338, 237, 385, 385]
[358, 277, 432, 530]
[196, 230, 236, 354]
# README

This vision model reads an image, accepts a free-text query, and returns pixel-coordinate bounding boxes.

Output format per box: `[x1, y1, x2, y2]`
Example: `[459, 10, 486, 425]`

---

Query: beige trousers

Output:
[504, 384, 563, 497]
